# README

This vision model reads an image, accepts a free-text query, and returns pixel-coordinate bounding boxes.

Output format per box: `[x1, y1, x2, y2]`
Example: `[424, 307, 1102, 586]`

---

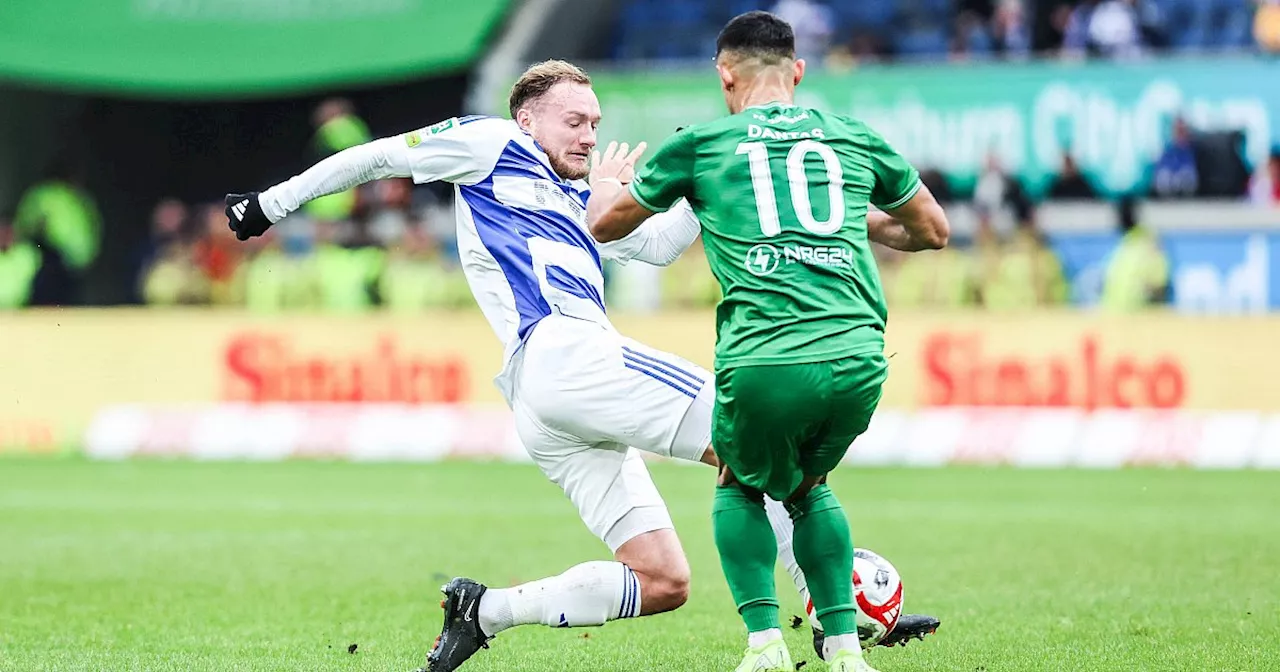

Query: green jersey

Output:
[630, 102, 921, 369]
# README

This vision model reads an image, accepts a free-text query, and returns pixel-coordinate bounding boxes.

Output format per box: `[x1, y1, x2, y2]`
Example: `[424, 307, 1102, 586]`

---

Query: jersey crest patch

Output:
[427, 118, 457, 135]
[404, 118, 458, 147]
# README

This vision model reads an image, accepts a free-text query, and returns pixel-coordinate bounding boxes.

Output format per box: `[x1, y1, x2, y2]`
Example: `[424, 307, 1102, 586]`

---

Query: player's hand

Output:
[590, 141, 647, 186]
[224, 192, 271, 241]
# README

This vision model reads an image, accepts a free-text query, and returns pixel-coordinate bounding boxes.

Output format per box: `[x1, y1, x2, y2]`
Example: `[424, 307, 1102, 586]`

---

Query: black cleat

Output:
[811, 613, 942, 660]
[878, 613, 941, 647]
[417, 577, 492, 672]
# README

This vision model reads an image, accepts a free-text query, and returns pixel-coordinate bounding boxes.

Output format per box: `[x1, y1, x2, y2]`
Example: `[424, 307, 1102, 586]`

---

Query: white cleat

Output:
[829, 648, 881, 672]
[734, 639, 794, 672]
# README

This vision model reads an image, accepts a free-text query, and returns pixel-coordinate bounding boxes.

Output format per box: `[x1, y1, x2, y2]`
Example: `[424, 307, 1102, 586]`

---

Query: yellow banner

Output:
[622, 311, 1273, 411]
[0, 310, 501, 451]
[1, 309, 1275, 451]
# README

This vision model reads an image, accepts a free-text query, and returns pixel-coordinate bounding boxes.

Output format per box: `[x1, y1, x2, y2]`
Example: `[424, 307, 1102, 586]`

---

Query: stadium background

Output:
[3, 0, 1280, 465]
[2, 1, 1280, 671]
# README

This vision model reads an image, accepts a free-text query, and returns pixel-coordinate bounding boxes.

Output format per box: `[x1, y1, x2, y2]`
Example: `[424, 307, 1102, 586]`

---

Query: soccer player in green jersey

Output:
[587, 11, 949, 672]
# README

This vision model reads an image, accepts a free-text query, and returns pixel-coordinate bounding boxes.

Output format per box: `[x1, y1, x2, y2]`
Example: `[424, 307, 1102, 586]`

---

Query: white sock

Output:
[763, 496, 810, 602]
[748, 628, 783, 648]
[824, 633, 862, 661]
[477, 561, 641, 636]
[476, 588, 513, 637]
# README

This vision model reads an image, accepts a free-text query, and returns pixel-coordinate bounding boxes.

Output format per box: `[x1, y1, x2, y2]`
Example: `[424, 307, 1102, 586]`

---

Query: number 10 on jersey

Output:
[736, 140, 846, 238]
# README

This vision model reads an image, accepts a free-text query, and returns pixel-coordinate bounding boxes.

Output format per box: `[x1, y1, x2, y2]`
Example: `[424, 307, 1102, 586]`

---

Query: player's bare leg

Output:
[613, 528, 691, 614]
[420, 336, 712, 671]
[422, 520, 691, 671]
[473, 527, 690, 627]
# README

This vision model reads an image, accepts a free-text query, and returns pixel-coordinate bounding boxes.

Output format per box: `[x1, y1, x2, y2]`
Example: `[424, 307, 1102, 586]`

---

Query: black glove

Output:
[224, 192, 271, 241]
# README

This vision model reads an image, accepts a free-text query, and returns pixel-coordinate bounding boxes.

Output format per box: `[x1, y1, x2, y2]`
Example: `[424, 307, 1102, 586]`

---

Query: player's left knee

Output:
[632, 555, 690, 613]
[648, 564, 690, 611]
[615, 528, 690, 613]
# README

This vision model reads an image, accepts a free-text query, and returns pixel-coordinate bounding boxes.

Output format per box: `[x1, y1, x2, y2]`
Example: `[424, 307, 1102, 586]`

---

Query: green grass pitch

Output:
[1, 458, 1277, 671]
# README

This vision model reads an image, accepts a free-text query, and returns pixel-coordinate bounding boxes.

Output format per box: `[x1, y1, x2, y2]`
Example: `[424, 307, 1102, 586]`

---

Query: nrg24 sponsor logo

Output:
[745, 244, 854, 277]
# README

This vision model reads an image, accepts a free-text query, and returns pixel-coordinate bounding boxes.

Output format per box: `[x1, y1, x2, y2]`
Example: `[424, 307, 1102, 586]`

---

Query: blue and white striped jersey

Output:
[401, 116, 687, 399]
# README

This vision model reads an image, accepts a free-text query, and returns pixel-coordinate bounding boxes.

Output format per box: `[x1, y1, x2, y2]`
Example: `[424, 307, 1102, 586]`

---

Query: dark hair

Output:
[715, 11, 795, 62]
[508, 60, 592, 118]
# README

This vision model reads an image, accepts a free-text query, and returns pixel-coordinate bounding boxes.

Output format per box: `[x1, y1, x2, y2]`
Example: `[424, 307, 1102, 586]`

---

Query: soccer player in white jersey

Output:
[225, 60, 934, 671]
[224, 60, 790, 671]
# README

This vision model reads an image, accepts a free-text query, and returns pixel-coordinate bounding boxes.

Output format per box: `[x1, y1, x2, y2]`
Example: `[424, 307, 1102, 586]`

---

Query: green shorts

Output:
[712, 352, 888, 502]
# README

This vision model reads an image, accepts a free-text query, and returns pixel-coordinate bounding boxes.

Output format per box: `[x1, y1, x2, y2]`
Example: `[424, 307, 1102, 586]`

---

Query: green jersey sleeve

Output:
[865, 128, 922, 210]
[629, 129, 697, 213]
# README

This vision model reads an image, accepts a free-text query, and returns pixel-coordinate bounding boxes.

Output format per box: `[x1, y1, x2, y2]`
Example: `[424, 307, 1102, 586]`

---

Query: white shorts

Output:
[510, 315, 714, 552]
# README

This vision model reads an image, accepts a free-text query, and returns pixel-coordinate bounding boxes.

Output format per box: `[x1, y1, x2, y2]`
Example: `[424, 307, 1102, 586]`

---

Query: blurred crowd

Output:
[613, 0, 1280, 62]
[968, 115, 1276, 205]
[130, 191, 469, 313]
[0, 100, 467, 313]
[132, 100, 470, 314]
[882, 114, 1279, 312]
[2, 99, 1278, 313]
[874, 195, 1172, 313]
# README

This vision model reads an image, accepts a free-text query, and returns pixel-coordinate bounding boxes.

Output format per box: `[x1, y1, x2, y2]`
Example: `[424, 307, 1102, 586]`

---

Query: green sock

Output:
[712, 485, 780, 633]
[790, 484, 858, 636]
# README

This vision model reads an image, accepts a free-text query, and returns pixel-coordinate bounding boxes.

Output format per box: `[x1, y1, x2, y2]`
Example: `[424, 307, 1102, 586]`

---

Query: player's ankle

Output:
[747, 628, 783, 648]
[477, 589, 513, 636]
[823, 633, 862, 661]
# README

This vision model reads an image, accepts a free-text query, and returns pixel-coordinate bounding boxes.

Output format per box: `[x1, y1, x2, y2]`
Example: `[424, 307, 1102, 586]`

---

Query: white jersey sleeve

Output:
[401, 116, 513, 186]
[599, 199, 701, 267]
[257, 116, 514, 223]
[258, 136, 412, 223]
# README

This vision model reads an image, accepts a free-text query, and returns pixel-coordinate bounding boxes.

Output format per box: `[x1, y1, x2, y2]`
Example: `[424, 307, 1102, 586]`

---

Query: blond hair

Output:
[508, 60, 592, 118]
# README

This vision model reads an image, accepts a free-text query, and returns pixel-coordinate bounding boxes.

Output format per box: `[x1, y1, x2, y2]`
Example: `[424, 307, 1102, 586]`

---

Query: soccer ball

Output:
[803, 547, 903, 648]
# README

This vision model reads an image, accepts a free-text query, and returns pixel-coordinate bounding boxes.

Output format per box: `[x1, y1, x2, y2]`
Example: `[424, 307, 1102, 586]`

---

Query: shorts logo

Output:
[745, 244, 782, 277]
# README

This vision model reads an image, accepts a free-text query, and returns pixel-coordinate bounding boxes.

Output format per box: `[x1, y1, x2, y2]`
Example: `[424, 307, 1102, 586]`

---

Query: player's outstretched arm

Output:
[589, 189, 657, 244]
[867, 184, 950, 252]
[598, 200, 701, 267]
[225, 136, 413, 240]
